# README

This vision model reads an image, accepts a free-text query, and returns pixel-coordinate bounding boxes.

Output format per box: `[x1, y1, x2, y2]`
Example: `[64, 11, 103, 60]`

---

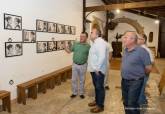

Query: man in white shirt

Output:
[137, 34, 154, 106]
[87, 28, 107, 113]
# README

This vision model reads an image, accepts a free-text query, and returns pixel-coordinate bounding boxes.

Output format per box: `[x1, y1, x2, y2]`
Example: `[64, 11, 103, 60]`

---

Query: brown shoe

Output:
[90, 106, 104, 113]
[88, 101, 96, 107]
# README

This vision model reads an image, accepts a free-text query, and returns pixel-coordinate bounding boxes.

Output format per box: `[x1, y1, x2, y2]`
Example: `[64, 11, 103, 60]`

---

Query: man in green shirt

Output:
[65, 32, 90, 99]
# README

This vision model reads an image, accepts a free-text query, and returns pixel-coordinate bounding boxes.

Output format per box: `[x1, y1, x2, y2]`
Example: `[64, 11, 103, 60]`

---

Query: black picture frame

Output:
[57, 24, 65, 34]
[36, 20, 48, 32]
[57, 41, 65, 50]
[64, 25, 71, 34]
[47, 41, 57, 52]
[47, 22, 57, 33]
[70, 26, 76, 35]
[5, 42, 23, 57]
[4, 13, 22, 30]
[22, 29, 36, 43]
[36, 41, 48, 53]
[64, 40, 74, 49]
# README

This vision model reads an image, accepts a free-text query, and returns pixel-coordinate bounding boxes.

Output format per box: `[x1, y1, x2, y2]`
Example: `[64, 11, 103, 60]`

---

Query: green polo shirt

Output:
[71, 42, 90, 64]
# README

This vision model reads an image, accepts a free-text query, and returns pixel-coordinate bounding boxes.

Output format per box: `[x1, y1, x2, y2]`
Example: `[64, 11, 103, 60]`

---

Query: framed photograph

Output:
[64, 25, 70, 34]
[70, 26, 76, 35]
[47, 41, 57, 52]
[36, 20, 48, 32]
[22, 29, 36, 43]
[4, 13, 22, 30]
[57, 41, 65, 50]
[5, 42, 23, 57]
[36, 41, 48, 53]
[57, 24, 65, 34]
[64, 40, 74, 49]
[48, 22, 57, 33]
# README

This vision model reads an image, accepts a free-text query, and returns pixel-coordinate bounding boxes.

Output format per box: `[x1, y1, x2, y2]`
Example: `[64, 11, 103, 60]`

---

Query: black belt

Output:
[122, 77, 144, 81]
[74, 62, 86, 65]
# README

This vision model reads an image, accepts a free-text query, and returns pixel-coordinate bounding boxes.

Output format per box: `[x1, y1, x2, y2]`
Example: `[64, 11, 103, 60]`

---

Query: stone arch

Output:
[113, 16, 144, 34]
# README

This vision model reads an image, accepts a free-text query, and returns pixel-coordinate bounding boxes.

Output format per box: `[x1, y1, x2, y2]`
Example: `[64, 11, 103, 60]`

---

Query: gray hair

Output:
[124, 31, 138, 42]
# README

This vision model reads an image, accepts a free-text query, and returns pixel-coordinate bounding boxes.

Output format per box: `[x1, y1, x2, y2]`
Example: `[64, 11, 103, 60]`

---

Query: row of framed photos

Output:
[4, 13, 76, 34]
[5, 40, 74, 57]
[36, 20, 76, 34]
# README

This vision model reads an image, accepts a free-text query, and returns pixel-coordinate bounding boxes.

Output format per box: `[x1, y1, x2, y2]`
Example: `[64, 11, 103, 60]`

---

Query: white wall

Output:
[0, 0, 82, 99]
[108, 11, 159, 53]
[86, 0, 106, 37]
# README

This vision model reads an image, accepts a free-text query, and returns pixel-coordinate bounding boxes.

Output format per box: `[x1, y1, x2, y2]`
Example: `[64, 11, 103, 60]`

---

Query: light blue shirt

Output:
[87, 37, 107, 74]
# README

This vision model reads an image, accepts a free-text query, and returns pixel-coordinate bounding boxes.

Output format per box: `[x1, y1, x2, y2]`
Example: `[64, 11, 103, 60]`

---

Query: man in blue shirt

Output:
[87, 28, 107, 113]
[121, 31, 152, 114]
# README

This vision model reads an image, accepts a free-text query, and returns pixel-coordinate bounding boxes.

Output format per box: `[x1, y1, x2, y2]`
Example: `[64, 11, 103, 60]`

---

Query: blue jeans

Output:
[122, 78, 144, 114]
[138, 76, 149, 105]
[91, 72, 105, 108]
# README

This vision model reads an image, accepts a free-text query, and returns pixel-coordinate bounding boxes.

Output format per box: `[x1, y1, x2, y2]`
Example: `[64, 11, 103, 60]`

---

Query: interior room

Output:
[0, 0, 165, 114]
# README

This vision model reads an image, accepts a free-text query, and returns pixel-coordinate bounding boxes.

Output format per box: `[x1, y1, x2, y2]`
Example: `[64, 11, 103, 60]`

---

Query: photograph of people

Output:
[14, 17, 21, 29]
[57, 41, 65, 50]
[5, 16, 12, 29]
[29, 31, 36, 42]
[64, 25, 70, 34]
[43, 22, 47, 32]
[15, 44, 22, 55]
[70, 26, 76, 35]
[5, 43, 22, 57]
[6, 44, 14, 56]
[4, 14, 22, 30]
[47, 41, 57, 51]
[48, 22, 57, 33]
[37, 42, 47, 53]
[23, 31, 29, 42]
[23, 30, 36, 43]
[37, 20, 42, 31]
[37, 20, 47, 32]
[57, 24, 64, 33]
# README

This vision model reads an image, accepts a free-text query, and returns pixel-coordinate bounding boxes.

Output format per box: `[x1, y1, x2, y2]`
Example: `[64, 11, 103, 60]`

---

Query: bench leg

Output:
[17, 87, 22, 104]
[61, 73, 66, 82]
[55, 75, 61, 85]
[28, 85, 37, 99]
[2, 95, 11, 113]
[38, 82, 47, 94]
[67, 70, 72, 79]
[47, 78, 55, 89]
[21, 88, 26, 105]
[6, 95, 11, 113]
[2, 98, 6, 111]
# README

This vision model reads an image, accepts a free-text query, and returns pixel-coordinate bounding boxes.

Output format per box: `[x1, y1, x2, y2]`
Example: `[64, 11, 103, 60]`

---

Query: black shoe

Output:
[105, 86, 110, 90]
[80, 95, 85, 99]
[70, 94, 76, 98]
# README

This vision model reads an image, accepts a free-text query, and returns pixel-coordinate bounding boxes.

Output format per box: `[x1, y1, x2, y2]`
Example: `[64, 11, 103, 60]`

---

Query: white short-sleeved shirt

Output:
[141, 44, 154, 63]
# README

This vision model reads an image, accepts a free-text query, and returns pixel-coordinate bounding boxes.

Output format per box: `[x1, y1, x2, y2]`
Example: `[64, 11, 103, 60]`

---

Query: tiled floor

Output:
[0, 59, 165, 114]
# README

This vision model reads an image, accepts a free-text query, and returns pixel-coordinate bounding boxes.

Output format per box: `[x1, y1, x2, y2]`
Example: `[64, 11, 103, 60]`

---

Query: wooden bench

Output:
[158, 70, 165, 95]
[17, 80, 37, 105]
[0, 90, 11, 113]
[17, 66, 72, 105]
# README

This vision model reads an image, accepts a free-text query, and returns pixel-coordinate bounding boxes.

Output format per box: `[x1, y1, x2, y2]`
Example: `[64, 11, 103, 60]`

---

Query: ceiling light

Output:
[155, 19, 159, 24]
[116, 9, 120, 14]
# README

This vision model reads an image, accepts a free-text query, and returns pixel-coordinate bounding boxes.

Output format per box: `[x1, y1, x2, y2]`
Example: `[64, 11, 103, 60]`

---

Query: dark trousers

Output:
[138, 76, 149, 105]
[122, 78, 144, 114]
[91, 72, 105, 108]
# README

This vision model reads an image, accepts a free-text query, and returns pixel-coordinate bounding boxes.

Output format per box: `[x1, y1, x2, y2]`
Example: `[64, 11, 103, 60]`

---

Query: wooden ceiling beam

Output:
[86, 0, 165, 12]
